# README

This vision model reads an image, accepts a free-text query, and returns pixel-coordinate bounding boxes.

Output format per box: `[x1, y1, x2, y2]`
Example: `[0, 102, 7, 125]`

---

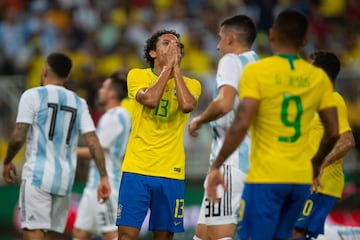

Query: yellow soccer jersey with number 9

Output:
[121, 68, 201, 180]
[240, 55, 335, 184]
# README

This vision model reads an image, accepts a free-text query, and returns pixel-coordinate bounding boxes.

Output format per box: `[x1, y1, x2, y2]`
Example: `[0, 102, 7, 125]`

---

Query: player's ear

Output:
[149, 50, 156, 58]
[227, 31, 235, 45]
[42, 64, 49, 78]
[300, 36, 308, 48]
[269, 28, 275, 42]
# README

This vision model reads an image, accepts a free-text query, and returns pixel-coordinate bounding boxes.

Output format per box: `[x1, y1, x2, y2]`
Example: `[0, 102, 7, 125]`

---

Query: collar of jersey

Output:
[151, 68, 158, 76]
[277, 54, 300, 60]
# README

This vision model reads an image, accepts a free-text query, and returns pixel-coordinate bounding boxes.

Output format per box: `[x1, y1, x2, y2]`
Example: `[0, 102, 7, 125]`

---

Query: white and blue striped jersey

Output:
[209, 51, 258, 173]
[86, 106, 131, 190]
[16, 85, 95, 196]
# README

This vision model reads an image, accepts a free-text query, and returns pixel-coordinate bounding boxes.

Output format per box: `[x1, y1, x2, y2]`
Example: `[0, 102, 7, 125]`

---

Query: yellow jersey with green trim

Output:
[239, 55, 335, 183]
[121, 68, 201, 180]
[309, 91, 350, 198]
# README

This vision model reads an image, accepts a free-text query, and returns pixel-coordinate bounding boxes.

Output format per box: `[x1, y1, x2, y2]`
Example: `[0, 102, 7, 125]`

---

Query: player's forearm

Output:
[77, 147, 92, 160]
[212, 119, 248, 169]
[198, 100, 229, 125]
[313, 107, 340, 167]
[4, 123, 28, 165]
[173, 66, 197, 113]
[323, 131, 355, 165]
[139, 67, 172, 108]
[84, 132, 107, 177]
[312, 131, 339, 168]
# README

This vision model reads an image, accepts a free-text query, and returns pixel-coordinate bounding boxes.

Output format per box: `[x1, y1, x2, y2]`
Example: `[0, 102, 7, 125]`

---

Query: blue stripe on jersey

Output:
[64, 95, 82, 194]
[238, 55, 250, 66]
[112, 114, 129, 186]
[237, 140, 249, 173]
[212, 81, 218, 99]
[50, 89, 67, 194]
[33, 89, 49, 188]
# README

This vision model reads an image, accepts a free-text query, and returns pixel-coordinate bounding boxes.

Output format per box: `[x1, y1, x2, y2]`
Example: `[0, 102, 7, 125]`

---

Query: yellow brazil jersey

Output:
[121, 68, 201, 180]
[120, 97, 132, 116]
[240, 55, 335, 184]
[309, 91, 351, 198]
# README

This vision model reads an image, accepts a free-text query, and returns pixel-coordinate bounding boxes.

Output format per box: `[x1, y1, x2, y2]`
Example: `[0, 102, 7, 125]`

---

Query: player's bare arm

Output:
[212, 97, 258, 169]
[207, 97, 258, 201]
[83, 131, 107, 177]
[83, 131, 111, 201]
[77, 146, 110, 161]
[172, 41, 197, 113]
[311, 107, 340, 188]
[136, 68, 172, 108]
[189, 85, 236, 137]
[322, 130, 355, 168]
[3, 123, 30, 183]
[136, 39, 177, 109]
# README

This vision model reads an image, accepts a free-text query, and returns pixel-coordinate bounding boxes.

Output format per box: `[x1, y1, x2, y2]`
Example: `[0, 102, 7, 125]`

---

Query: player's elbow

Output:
[180, 103, 196, 113]
[347, 132, 356, 150]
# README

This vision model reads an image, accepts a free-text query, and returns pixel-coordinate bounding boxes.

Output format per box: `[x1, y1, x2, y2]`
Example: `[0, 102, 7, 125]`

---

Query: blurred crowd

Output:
[1, 0, 360, 179]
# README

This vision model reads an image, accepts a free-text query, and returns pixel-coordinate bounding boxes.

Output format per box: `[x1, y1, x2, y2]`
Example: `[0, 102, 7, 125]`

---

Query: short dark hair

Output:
[221, 15, 257, 47]
[109, 70, 128, 101]
[309, 51, 340, 82]
[144, 30, 184, 68]
[273, 9, 308, 48]
[46, 52, 72, 78]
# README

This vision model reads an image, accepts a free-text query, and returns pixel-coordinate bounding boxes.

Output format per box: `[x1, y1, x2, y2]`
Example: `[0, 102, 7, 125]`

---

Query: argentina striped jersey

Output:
[209, 51, 259, 173]
[86, 106, 131, 190]
[16, 85, 95, 195]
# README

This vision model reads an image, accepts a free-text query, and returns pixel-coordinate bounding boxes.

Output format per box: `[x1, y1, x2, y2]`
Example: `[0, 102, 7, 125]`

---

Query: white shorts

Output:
[19, 180, 70, 233]
[74, 187, 118, 234]
[197, 165, 246, 226]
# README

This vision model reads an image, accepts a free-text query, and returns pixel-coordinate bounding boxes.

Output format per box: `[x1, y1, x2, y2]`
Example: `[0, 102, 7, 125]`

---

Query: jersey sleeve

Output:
[239, 63, 260, 100]
[217, 54, 242, 90]
[186, 78, 202, 100]
[79, 99, 96, 134]
[335, 93, 351, 134]
[127, 68, 151, 100]
[16, 89, 35, 124]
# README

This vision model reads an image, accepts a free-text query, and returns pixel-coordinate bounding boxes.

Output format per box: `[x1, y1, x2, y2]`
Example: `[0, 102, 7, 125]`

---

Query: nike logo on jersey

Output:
[174, 221, 182, 226]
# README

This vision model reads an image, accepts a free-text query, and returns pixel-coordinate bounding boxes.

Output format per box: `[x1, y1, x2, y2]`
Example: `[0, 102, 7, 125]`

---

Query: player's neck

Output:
[232, 46, 251, 55]
[43, 78, 64, 86]
[271, 43, 300, 56]
[105, 99, 119, 111]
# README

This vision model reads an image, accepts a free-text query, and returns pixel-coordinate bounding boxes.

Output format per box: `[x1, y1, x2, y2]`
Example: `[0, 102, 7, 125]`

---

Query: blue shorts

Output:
[294, 192, 338, 238]
[116, 172, 185, 233]
[237, 183, 310, 240]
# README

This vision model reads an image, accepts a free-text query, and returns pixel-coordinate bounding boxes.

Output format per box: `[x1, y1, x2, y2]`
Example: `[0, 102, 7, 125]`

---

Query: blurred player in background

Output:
[293, 51, 355, 240]
[188, 14, 258, 240]
[73, 70, 131, 240]
[2, 52, 110, 240]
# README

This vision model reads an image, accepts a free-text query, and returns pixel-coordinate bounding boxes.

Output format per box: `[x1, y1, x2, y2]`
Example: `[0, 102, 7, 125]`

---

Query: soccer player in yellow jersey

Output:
[206, 9, 340, 240]
[293, 52, 355, 239]
[115, 30, 201, 240]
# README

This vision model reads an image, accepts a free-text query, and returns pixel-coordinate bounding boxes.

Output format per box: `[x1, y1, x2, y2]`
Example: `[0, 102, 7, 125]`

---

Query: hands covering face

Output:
[162, 38, 182, 68]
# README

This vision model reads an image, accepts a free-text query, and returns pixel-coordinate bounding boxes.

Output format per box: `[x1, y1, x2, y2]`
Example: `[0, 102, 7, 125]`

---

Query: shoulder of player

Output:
[128, 67, 148, 75]
[332, 91, 347, 107]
